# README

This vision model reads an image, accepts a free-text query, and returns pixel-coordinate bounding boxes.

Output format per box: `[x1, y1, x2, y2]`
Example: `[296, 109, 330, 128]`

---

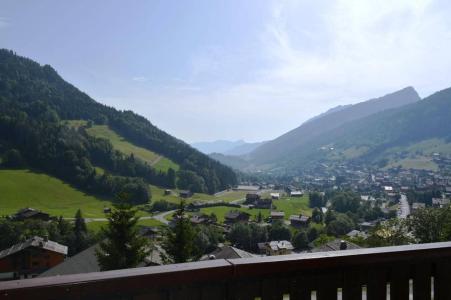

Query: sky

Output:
[1, 0, 451, 143]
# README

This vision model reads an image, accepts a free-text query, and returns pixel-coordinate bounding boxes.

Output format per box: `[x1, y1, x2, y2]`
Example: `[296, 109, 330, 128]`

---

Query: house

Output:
[289, 215, 310, 228]
[189, 214, 211, 225]
[411, 202, 426, 212]
[346, 230, 368, 240]
[290, 191, 304, 197]
[164, 189, 172, 195]
[262, 241, 294, 256]
[139, 226, 161, 240]
[359, 221, 376, 231]
[432, 198, 450, 208]
[270, 211, 285, 221]
[201, 245, 255, 260]
[0, 236, 67, 280]
[10, 208, 50, 222]
[224, 211, 250, 224]
[311, 239, 361, 253]
[245, 193, 261, 203]
[270, 193, 280, 200]
[254, 198, 272, 209]
[103, 207, 111, 214]
[179, 190, 193, 198]
[39, 243, 166, 278]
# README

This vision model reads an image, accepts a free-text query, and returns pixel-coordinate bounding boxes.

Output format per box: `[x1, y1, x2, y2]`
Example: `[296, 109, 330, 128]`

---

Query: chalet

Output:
[179, 190, 193, 198]
[290, 191, 304, 197]
[0, 236, 67, 280]
[189, 215, 210, 225]
[139, 227, 161, 240]
[289, 215, 310, 228]
[312, 239, 360, 253]
[245, 193, 261, 203]
[103, 207, 111, 214]
[201, 245, 255, 261]
[270, 193, 280, 200]
[224, 211, 250, 224]
[270, 211, 285, 221]
[39, 243, 166, 278]
[10, 208, 50, 222]
[263, 241, 294, 256]
[164, 189, 172, 196]
[253, 198, 272, 209]
[346, 230, 368, 240]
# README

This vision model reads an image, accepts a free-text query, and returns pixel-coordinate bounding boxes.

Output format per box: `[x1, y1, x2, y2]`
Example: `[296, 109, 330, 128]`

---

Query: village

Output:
[2, 165, 450, 281]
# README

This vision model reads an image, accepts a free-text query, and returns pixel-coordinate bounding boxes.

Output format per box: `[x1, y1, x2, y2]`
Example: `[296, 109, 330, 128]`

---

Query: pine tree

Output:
[96, 194, 149, 271]
[74, 209, 87, 234]
[162, 200, 196, 263]
[71, 209, 88, 254]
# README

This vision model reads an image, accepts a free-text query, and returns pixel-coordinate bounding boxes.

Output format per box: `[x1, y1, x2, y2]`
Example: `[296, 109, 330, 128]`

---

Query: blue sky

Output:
[1, 0, 451, 143]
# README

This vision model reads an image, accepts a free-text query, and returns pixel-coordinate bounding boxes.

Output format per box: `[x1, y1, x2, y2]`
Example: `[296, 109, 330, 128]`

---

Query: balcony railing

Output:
[1, 242, 451, 300]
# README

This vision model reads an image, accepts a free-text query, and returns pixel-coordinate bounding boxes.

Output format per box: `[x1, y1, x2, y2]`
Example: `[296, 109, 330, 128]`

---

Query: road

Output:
[151, 210, 175, 225]
[398, 193, 410, 219]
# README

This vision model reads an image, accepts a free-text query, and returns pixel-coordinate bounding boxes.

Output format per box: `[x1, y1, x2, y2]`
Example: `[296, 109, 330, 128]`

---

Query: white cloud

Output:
[103, 1, 451, 142]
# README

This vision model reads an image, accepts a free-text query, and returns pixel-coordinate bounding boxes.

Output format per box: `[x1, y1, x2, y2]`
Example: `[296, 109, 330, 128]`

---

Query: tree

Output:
[367, 218, 413, 247]
[71, 209, 89, 255]
[2, 149, 25, 168]
[292, 230, 309, 250]
[257, 211, 263, 223]
[410, 207, 451, 243]
[326, 213, 355, 236]
[96, 197, 149, 271]
[330, 191, 360, 213]
[307, 226, 319, 242]
[269, 221, 292, 241]
[309, 192, 324, 208]
[162, 200, 196, 263]
[312, 208, 323, 223]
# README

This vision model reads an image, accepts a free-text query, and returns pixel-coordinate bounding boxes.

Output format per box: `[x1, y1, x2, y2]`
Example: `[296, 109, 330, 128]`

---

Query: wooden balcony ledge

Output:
[1, 242, 451, 300]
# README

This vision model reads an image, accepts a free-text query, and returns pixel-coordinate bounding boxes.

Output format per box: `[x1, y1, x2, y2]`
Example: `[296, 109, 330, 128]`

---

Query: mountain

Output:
[255, 87, 451, 172]
[224, 141, 266, 156]
[0, 49, 237, 200]
[246, 87, 421, 168]
[192, 140, 265, 156]
[191, 140, 246, 154]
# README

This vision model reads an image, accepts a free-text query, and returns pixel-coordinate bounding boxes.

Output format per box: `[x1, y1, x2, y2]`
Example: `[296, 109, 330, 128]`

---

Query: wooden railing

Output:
[1, 242, 451, 300]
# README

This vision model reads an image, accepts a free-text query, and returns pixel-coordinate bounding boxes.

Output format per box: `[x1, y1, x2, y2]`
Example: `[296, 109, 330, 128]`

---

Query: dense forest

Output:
[0, 49, 237, 203]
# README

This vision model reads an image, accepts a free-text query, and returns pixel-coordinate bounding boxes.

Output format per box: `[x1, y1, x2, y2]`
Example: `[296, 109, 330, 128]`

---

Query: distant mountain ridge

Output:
[192, 140, 265, 156]
[246, 87, 421, 167]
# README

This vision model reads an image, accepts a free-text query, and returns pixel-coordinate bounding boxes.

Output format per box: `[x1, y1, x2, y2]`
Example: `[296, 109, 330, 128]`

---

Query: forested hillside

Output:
[0, 49, 237, 203]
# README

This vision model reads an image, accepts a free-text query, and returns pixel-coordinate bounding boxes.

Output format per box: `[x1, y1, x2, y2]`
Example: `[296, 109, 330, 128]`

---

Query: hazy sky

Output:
[1, 0, 451, 143]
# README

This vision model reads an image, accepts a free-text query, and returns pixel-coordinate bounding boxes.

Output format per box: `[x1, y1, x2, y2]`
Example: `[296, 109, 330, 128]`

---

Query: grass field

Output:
[149, 185, 247, 205]
[386, 157, 438, 171]
[0, 169, 115, 218]
[272, 195, 312, 219]
[65, 120, 178, 172]
[85, 125, 179, 172]
[197, 206, 270, 223]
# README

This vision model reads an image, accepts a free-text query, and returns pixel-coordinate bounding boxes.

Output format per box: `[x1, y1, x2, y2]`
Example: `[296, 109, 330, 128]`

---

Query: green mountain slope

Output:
[278, 87, 451, 171]
[66, 120, 179, 172]
[0, 49, 237, 201]
[247, 87, 421, 168]
[0, 169, 114, 218]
